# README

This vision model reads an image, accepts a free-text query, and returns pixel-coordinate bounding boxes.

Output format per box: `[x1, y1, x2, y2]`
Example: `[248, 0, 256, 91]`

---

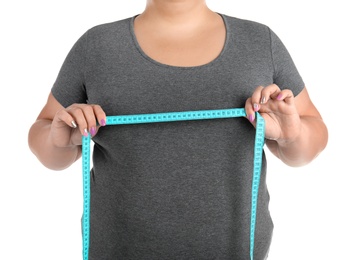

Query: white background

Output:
[1, 1, 359, 259]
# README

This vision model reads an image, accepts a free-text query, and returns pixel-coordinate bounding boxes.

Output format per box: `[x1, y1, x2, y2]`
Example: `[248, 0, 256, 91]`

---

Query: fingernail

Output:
[83, 129, 88, 137]
[71, 121, 77, 128]
[253, 103, 259, 111]
[260, 96, 266, 104]
[249, 114, 254, 122]
[100, 119, 106, 126]
[277, 94, 283, 100]
[90, 127, 96, 136]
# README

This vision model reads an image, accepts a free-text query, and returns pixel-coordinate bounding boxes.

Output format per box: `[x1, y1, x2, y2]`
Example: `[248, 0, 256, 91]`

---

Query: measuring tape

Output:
[81, 108, 265, 260]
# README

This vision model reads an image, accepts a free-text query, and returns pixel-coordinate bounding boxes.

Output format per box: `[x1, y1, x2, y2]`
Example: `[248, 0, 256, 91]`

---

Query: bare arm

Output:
[28, 93, 106, 170]
[246, 85, 328, 167]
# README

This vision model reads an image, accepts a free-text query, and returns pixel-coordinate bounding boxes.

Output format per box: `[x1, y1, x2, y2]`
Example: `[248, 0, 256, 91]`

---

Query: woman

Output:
[28, 0, 328, 259]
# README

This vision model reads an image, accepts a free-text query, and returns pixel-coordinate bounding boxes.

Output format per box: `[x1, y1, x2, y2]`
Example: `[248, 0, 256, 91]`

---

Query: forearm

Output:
[28, 119, 81, 171]
[266, 116, 328, 167]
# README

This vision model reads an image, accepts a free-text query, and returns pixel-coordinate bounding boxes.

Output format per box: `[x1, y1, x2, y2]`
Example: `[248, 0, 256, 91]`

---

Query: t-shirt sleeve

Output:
[269, 28, 305, 96]
[51, 31, 89, 108]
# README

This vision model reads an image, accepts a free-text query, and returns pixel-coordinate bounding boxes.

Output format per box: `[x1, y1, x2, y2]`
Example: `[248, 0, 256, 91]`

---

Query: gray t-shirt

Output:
[52, 14, 304, 260]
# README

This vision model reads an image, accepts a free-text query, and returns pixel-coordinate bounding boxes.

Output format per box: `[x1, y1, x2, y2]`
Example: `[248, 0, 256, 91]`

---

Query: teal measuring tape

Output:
[81, 108, 265, 260]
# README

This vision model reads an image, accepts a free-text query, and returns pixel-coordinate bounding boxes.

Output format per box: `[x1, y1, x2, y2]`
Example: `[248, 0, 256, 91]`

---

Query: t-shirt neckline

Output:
[129, 13, 229, 69]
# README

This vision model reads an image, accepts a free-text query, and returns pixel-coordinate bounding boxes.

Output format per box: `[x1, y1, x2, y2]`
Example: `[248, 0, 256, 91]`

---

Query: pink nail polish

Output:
[100, 119, 106, 126]
[90, 127, 96, 136]
[277, 94, 283, 100]
[249, 114, 254, 122]
[83, 129, 88, 137]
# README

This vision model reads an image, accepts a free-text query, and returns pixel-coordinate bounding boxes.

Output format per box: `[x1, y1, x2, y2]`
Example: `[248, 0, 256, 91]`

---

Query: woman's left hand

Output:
[245, 84, 301, 143]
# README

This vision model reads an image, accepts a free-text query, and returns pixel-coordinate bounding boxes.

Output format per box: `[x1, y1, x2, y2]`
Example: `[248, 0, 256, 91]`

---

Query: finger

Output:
[260, 84, 281, 104]
[81, 105, 101, 137]
[251, 86, 264, 112]
[272, 89, 295, 104]
[67, 106, 90, 137]
[93, 104, 107, 126]
[85, 104, 106, 136]
[245, 97, 256, 123]
[54, 109, 78, 129]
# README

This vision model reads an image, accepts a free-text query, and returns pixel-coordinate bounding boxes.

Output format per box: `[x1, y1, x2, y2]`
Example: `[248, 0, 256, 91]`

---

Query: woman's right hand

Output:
[50, 103, 107, 148]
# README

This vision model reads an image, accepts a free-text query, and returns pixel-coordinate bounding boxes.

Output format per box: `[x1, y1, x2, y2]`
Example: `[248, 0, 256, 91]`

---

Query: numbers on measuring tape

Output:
[106, 108, 247, 125]
[81, 108, 265, 260]
[250, 113, 265, 260]
[82, 135, 91, 260]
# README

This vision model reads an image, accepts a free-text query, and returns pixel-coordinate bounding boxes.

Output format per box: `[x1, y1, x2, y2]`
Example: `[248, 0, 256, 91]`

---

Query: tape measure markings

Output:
[106, 108, 247, 125]
[81, 134, 91, 260]
[81, 108, 265, 260]
[250, 113, 265, 260]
